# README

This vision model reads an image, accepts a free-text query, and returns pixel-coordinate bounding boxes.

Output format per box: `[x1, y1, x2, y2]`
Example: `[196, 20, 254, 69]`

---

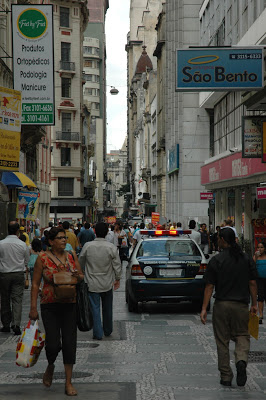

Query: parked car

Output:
[125, 230, 209, 312]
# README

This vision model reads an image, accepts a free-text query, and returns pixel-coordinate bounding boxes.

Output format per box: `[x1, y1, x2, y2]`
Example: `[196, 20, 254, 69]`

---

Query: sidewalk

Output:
[0, 266, 266, 399]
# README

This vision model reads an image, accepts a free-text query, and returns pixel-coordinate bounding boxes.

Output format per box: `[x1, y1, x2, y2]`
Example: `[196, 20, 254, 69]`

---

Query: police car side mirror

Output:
[205, 254, 210, 259]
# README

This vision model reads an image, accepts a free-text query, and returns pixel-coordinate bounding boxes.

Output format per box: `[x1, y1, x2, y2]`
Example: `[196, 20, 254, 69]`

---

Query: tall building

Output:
[164, 0, 210, 228]
[83, 0, 109, 221]
[126, 0, 163, 217]
[49, 1, 89, 223]
[199, 0, 266, 242]
[106, 139, 127, 218]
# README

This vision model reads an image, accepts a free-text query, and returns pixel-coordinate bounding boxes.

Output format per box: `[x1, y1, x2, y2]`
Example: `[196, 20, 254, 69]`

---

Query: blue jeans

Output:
[88, 289, 113, 339]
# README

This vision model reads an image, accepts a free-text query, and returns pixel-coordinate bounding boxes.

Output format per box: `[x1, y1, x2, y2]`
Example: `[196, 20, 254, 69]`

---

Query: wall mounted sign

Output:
[167, 144, 179, 174]
[176, 47, 263, 91]
[12, 5, 54, 125]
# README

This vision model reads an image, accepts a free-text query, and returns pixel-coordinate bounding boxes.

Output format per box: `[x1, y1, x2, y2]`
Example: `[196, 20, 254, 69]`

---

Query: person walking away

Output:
[200, 227, 257, 387]
[79, 222, 121, 340]
[62, 221, 79, 252]
[253, 241, 266, 324]
[0, 221, 30, 335]
[77, 222, 95, 249]
[224, 219, 239, 243]
[133, 222, 145, 247]
[188, 220, 201, 245]
[29, 226, 83, 396]
[210, 226, 220, 252]
[19, 225, 30, 246]
[28, 238, 42, 283]
[199, 223, 210, 254]
[106, 224, 115, 245]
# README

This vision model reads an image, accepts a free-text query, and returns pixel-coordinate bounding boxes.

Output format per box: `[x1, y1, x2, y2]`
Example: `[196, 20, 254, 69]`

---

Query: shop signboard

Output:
[201, 152, 266, 185]
[242, 116, 264, 158]
[12, 5, 54, 125]
[167, 144, 179, 174]
[0, 86, 21, 171]
[176, 47, 263, 91]
[256, 187, 266, 200]
[106, 216, 116, 224]
[200, 192, 213, 200]
[17, 190, 40, 221]
[151, 212, 160, 225]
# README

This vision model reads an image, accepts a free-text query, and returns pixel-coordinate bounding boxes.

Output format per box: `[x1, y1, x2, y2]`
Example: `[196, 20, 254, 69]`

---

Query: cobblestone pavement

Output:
[0, 264, 266, 399]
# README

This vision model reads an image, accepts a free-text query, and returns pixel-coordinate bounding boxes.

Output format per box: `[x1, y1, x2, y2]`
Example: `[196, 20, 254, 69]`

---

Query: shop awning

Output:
[1, 172, 37, 189]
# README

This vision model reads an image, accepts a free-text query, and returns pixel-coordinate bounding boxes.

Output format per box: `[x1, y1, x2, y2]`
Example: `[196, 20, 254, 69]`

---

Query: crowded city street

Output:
[0, 260, 265, 400]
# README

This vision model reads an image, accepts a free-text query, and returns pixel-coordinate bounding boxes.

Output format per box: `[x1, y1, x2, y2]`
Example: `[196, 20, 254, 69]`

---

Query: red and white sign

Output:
[106, 216, 116, 224]
[151, 212, 160, 225]
[257, 187, 266, 200]
[201, 152, 266, 185]
[200, 192, 213, 200]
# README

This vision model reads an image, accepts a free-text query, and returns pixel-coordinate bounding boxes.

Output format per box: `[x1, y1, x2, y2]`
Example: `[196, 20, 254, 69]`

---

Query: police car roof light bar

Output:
[140, 230, 191, 236]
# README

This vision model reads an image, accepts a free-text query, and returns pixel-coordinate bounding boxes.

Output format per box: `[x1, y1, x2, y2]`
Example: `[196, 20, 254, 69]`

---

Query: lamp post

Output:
[110, 86, 119, 95]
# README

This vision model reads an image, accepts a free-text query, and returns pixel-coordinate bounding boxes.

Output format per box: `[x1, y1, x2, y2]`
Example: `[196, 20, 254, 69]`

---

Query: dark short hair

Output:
[48, 221, 54, 227]
[62, 221, 70, 230]
[140, 222, 145, 229]
[19, 234, 26, 242]
[8, 221, 20, 235]
[84, 222, 90, 229]
[31, 238, 42, 252]
[44, 226, 65, 246]
[177, 222, 182, 227]
[216, 226, 220, 230]
[95, 222, 109, 238]
[189, 220, 196, 229]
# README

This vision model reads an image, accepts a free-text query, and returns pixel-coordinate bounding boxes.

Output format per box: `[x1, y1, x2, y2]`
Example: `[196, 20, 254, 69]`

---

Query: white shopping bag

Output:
[16, 320, 45, 368]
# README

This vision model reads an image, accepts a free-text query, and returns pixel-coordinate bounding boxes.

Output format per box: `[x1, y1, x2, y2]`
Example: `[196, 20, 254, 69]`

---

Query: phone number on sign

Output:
[0, 160, 19, 168]
[24, 115, 52, 123]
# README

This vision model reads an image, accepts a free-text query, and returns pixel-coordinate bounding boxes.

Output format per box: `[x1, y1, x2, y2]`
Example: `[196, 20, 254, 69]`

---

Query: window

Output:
[85, 74, 92, 81]
[84, 88, 93, 95]
[84, 60, 93, 67]
[60, 7, 69, 28]
[62, 112, 71, 132]
[61, 42, 70, 62]
[61, 148, 71, 166]
[95, 75, 100, 83]
[93, 103, 100, 110]
[58, 178, 74, 196]
[84, 46, 92, 54]
[62, 78, 71, 98]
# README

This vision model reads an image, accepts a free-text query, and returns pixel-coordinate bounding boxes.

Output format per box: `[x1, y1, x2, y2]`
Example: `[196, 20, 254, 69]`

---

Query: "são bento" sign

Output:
[176, 47, 263, 91]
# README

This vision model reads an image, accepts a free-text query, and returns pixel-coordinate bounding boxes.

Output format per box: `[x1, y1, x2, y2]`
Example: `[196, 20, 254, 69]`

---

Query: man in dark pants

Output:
[200, 228, 257, 387]
[79, 222, 121, 340]
[0, 221, 29, 335]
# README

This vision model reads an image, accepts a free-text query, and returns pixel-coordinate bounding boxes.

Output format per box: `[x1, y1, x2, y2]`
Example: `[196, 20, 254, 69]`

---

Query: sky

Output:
[105, 0, 130, 153]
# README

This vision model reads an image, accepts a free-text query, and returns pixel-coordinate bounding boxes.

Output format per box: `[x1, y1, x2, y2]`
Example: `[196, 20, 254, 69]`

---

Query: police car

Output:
[125, 230, 208, 312]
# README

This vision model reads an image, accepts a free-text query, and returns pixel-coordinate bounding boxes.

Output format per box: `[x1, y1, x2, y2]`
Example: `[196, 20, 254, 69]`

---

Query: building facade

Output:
[83, 0, 109, 221]
[199, 0, 266, 243]
[106, 139, 127, 218]
[49, 1, 89, 223]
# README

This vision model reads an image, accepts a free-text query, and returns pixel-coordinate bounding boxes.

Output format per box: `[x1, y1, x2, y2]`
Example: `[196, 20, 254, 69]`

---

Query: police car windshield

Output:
[136, 239, 201, 258]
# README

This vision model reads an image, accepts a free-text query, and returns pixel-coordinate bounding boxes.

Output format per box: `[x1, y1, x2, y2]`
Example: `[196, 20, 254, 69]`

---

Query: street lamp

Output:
[110, 86, 119, 95]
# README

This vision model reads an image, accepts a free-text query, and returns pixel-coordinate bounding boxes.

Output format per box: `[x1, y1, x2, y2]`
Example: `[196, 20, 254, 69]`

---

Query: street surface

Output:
[0, 262, 265, 399]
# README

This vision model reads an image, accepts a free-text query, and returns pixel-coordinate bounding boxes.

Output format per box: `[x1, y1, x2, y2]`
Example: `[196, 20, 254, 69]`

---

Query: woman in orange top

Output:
[29, 226, 83, 396]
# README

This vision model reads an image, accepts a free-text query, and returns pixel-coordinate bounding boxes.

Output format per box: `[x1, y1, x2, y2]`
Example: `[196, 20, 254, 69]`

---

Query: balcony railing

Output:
[59, 60, 75, 71]
[56, 131, 80, 141]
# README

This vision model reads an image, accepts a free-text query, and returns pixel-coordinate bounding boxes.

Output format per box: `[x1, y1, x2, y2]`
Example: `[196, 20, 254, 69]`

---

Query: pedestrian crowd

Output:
[0, 216, 264, 392]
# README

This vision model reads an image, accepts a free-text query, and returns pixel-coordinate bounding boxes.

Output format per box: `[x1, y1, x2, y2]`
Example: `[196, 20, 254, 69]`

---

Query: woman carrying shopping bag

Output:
[29, 226, 84, 396]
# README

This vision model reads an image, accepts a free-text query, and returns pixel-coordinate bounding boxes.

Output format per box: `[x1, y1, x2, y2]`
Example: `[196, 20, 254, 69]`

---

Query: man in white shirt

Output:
[188, 220, 201, 245]
[0, 221, 29, 335]
[224, 219, 239, 243]
[79, 222, 121, 340]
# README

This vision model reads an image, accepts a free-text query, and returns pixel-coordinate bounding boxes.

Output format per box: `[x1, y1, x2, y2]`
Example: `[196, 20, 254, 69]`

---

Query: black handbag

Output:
[76, 280, 93, 332]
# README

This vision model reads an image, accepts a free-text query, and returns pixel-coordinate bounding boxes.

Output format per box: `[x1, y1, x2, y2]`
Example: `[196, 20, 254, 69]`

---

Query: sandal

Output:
[65, 384, 77, 396]
[43, 364, 55, 387]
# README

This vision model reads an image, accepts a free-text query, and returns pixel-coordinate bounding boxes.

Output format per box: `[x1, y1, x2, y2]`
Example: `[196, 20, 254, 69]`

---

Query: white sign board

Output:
[12, 5, 54, 125]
